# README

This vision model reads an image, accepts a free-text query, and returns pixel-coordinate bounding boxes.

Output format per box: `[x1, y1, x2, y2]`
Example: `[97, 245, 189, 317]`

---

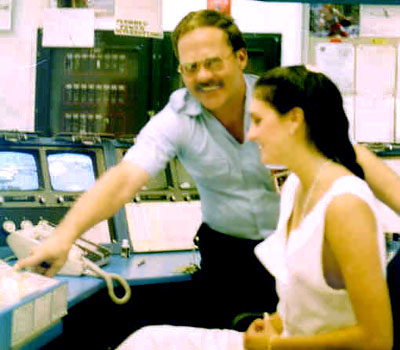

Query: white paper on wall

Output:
[93, 0, 115, 15]
[355, 95, 394, 143]
[343, 94, 355, 142]
[114, 0, 162, 38]
[42, 8, 95, 48]
[355, 44, 396, 96]
[360, 5, 400, 37]
[315, 42, 355, 94]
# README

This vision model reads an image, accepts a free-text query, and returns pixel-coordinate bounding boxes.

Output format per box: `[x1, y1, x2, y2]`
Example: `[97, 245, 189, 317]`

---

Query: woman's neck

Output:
[288, 151, 330, 190]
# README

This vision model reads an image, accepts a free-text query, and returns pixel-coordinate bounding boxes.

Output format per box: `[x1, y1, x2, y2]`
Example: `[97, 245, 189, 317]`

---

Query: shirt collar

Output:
[169, 88, 202, 116]
[243, 74, 258, 135]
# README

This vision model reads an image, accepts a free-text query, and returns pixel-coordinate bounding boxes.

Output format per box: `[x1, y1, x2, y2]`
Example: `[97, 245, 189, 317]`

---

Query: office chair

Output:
[231, 312, 265, 331]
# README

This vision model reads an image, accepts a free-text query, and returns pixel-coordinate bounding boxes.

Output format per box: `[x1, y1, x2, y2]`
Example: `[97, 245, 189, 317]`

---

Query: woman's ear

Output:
[287, 107, 305, 135]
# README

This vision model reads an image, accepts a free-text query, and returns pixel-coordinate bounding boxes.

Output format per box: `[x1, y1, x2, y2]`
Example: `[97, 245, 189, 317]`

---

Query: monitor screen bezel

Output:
[0, 147, 44, 192]
[116, 147, 172, 192]
[45, 148, 103, 193]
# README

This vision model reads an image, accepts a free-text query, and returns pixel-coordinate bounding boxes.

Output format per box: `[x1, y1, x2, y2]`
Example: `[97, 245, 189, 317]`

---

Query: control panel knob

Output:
[2, 220, 16, 233]
[169, 195, 176, 202]
[20, 220, 34, 230]
[0, 196, 4, 204]
[57, 196, 65, 204]
[180, 182, 191, 189]
[38, 196, 46, 204]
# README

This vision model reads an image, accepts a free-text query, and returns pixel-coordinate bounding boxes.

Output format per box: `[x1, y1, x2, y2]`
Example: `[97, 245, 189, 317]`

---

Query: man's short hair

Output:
[172, 9, 246, 60]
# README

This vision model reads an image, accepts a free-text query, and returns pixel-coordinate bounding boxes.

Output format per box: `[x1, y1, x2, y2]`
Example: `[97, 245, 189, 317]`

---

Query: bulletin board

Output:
[307, 4, 400, 144]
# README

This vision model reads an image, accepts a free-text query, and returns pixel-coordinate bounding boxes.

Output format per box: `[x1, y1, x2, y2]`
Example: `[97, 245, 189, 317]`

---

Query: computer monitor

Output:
[141, 170, 170, 192]
[117, 147, 172, 193]
[44, 146, 111, 244]
[171, 158, 197, 191]
[47, 151, 96, 192]
[0, 150, 41, 191]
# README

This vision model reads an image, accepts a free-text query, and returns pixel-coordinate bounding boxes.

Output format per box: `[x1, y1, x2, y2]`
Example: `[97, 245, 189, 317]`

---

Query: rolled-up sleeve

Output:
[123, 104, 183, 177]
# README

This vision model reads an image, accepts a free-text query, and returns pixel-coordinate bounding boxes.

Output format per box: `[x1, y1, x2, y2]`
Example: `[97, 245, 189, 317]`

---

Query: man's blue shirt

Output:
[123, 74, 280, 240]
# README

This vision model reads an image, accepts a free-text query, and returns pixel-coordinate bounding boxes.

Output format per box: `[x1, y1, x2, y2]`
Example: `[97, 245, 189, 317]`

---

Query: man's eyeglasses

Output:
[177, 52, 235, 76]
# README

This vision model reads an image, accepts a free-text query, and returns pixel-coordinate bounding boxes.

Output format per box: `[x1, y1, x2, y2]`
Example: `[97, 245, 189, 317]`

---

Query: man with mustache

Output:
[16, 9, 400, 330]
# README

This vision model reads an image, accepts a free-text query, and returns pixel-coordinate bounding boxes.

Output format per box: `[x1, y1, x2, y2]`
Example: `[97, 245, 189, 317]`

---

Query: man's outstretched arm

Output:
[355, 144, 400, 215]
[15, 161, 150, 276]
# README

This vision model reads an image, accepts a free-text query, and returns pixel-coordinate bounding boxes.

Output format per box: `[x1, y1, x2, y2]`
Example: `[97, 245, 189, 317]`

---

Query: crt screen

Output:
[121, 149, 169, 190]
[47, 153, 96, 192]
[0, 151, 39, 191]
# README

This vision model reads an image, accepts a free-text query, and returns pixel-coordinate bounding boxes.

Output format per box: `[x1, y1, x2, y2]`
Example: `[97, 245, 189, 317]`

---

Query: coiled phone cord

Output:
[82, 258, 131, 305]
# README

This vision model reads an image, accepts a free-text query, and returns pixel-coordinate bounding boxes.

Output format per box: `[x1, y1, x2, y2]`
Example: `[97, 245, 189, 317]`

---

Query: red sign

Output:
[207, 0, 231, 15]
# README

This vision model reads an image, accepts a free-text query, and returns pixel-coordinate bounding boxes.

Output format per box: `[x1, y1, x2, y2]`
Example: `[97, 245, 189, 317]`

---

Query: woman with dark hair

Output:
[245, 65, 392, 349]
[115, 66, 392, 349]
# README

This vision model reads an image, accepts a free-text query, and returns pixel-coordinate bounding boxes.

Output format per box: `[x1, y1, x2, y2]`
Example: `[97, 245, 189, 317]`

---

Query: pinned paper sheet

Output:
[355, 44, 396, 96]
[355, 95, 394, 143]
[114, 0, 162, 38]
[125, 201, 202, 252]
[42, 8, 95, 48]
[361, 5, 400, 37]
[315, 42, 355, 94]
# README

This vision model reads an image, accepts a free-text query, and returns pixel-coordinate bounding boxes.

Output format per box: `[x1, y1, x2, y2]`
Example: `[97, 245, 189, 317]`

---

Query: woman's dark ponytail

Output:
[255, 65, 364, 179]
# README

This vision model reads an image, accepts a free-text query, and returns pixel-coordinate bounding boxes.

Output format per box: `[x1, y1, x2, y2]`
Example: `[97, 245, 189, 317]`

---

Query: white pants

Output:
[116, 325, 244, 350]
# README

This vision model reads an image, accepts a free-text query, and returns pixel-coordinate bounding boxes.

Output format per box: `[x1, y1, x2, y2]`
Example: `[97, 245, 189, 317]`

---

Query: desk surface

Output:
[0, 250, 199, 350]
[57, 251, 200, 307]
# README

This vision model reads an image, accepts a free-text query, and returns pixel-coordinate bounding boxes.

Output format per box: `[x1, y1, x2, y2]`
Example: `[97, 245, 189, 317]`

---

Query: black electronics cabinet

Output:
[35, 29, 153, 136]
[35, 30, 281, 136]
[243, 33, 282, 75]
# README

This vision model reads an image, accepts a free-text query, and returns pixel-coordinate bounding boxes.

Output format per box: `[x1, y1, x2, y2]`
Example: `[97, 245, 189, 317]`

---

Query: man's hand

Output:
[13, 230, 73, 277]
[243, 317, 278, 350]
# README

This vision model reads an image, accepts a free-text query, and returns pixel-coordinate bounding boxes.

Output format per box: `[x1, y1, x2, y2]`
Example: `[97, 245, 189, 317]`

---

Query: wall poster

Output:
[207, 0, 231, 15]
[310, 4, 360, 38]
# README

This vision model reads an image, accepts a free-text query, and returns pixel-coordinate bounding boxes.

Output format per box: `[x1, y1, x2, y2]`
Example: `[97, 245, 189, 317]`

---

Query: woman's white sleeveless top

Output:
[255, 174, 386, 336]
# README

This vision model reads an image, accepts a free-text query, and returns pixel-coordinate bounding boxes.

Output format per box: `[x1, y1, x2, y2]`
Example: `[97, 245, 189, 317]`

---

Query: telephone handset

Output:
[6, 220, 131, 304]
